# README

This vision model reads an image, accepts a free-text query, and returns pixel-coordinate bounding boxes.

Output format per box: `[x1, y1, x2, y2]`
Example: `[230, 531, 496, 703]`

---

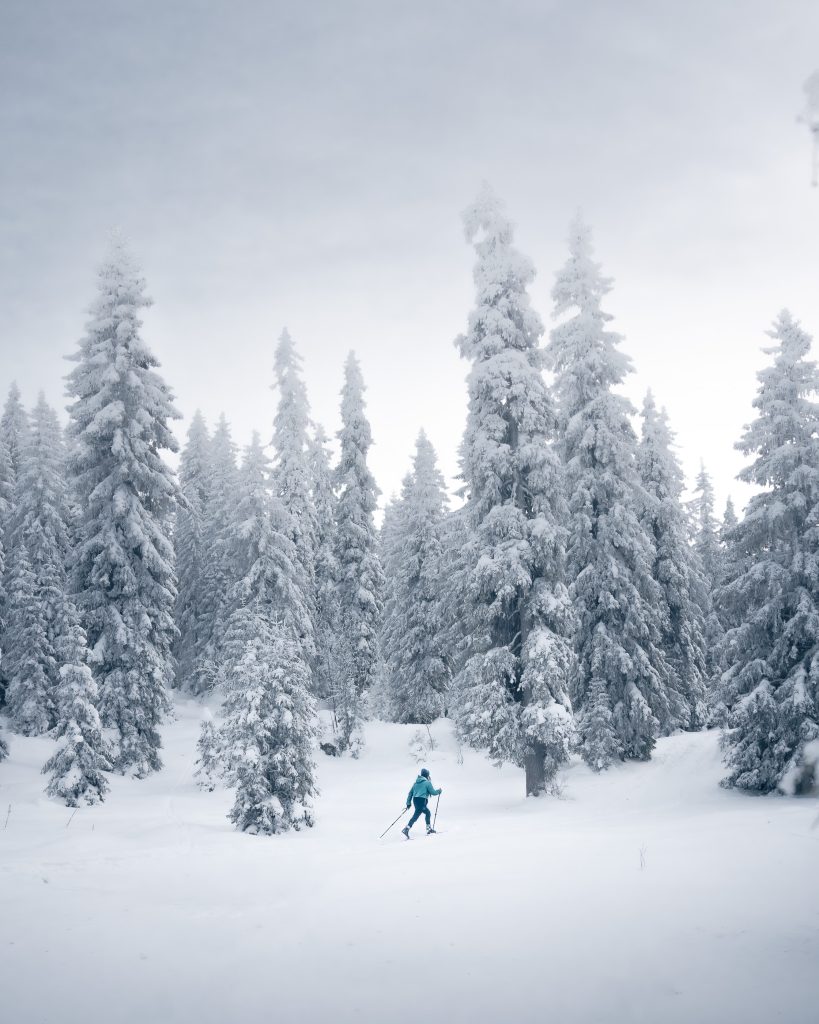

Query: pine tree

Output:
[220, 606, 318, 835]
[194, 414, 240, 693]
[437, 505, 472, 685]
[690, 464, 721, 589]
[4, 396, 75, 730]
[224, 434, 311, 646]
[711, 496, 744, 722]
[174, 411, 211, 690]
[722, 497, 738, 535]
[332, 353, 384, 754]
[194, 709, 221, 791]
[0, 382, 30, 485]
[0, 438, 13, 706]
[720, 311, 819, 794]
[546, 215, 670, 768]
[370, 490, 406, 719]
[381, 431, 451, 723]
[637, 392, 708, 730]
[0, 437, 12, 527]
[66, 239, 180, 776]
[308, 424, 339, 700]
[43, 607, 112, 806]
[4, 541, 54, 735]
[689, 463, 725, 681]
[454, 186, 576, 795]
[272, 329, 317, 666]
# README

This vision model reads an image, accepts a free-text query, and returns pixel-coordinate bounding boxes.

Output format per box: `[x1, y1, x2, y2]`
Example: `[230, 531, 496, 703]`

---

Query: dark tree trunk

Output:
[524, 744, 547, 797]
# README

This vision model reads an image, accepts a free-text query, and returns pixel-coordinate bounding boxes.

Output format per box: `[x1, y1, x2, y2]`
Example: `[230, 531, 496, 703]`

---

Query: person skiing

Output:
[401, 768, 442, 838]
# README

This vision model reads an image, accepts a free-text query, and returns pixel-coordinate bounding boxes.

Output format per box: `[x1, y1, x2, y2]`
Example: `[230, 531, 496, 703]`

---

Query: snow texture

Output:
[0, 704, 816, 1024]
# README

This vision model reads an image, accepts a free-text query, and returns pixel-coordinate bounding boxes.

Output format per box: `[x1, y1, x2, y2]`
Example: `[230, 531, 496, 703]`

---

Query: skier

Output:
[401, 768, 442, 838]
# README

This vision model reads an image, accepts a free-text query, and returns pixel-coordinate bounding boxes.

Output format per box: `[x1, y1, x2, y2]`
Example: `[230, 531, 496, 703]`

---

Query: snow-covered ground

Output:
[1, 700, 817, 1024]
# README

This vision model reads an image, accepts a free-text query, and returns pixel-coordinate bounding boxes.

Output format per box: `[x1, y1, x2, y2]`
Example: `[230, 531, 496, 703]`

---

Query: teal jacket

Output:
[407, 776, 441, 806]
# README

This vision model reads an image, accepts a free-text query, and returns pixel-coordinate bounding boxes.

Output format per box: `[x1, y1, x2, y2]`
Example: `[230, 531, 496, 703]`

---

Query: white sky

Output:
[1, 1, 818, 517]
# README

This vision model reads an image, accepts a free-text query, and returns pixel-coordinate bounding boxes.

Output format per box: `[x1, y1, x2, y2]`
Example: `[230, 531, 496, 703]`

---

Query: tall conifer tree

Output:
[637, 393, 708, 730]
[0, 382, 30, 485]
[272, 329, 317, 668]
[381, 431, 451, 723]
[173, 411, 211, 690]
[333, 353, 384, 754]
[455, 186, 575, 795]
[308, 424, 339, 700]
[66, 240, 180, 776]
[547, 215, 670, 768]
[720, 311, 819, 794]
[194, 413, 239, 693]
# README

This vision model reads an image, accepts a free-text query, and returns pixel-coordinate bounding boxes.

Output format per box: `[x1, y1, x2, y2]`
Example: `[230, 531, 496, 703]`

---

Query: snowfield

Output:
[1, 699, 817, 1024]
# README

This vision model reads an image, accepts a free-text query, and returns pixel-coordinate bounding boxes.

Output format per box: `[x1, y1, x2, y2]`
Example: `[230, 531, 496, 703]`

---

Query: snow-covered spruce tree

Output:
[710, 496, 744, 724]
[377, 487, 408, 695]
[332, 353, 384, 754]
[43, 607, 112, 806]
[220, 605, 318, 835]
[437, 504, 473, 684]
[0, 437, 12, 528]
[0, 531, 5, 730]
[454, 186, 575, 796]
[722, 497, 738, 535]
[689, 463, 725, 680]
[308, 424, 339, 700]
[271, 329, 317, 666]
[0, 438, 13, 705]
[224, 433, 312, 648]
[173, 411, 211, 690]
[370, 490, 407, 719]
[637, 392, 708, 730]
[4, 541, 54, 735]
[546, 215, 671, 768]
[0, 382, 30, 486]
[4, 396, 76, 730]
[381, 432, 451, 723]
[720, 311, 819, 794]
[690, 464, 722, 589]
[193, 413, 240, 693]
[66, 240, 180, 776]
[194, 709, 221, 791]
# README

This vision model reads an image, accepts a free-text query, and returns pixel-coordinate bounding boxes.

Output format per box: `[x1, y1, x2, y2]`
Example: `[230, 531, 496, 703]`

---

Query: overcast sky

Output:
[1, 0, 818, 516]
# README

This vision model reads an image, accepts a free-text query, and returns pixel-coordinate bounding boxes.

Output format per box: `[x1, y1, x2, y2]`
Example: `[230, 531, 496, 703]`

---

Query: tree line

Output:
[0, 190, 817, 832]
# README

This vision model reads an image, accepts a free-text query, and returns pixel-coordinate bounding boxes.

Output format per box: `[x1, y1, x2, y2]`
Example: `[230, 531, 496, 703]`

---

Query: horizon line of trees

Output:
[0, 188, 817, 831]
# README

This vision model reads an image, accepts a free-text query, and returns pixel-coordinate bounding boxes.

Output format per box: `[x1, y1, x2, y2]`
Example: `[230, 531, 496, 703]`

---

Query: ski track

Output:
[1, 697, 818, 1024]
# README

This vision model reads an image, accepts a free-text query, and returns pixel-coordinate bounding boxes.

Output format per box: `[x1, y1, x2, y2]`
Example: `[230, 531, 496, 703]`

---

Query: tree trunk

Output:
[524, 744, 547, 797]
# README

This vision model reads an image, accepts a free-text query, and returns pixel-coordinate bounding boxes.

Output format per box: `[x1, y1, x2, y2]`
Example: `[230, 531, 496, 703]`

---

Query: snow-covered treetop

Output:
[410, 429, 449, 520]
[180, 411, 210, 489]
[66, 237, 180, 490]
[1, 380, 31, 482]
[456, 183, 543, 364]
[11, 393, 71, 565]
[548, 215, 632, 405]
[737, 310, 819, 493]
[638, 391, 684, 504]
[336, 351, 378, 511]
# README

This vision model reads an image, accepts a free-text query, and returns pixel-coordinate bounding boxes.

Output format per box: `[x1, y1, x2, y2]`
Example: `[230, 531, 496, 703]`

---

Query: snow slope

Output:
[1, 700, 817, 1024]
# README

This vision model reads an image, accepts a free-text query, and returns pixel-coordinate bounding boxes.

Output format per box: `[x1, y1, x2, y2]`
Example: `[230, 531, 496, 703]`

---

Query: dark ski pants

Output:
[407, 797, 430, 829]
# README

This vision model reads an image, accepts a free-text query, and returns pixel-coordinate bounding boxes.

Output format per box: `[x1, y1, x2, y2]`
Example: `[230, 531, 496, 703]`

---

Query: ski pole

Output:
[379, 806, 409, 840]
[432, 793, 441, 831]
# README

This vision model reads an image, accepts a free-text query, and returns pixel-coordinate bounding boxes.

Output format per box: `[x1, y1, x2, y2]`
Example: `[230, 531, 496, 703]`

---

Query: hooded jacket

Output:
[407, 775, 441, 805]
